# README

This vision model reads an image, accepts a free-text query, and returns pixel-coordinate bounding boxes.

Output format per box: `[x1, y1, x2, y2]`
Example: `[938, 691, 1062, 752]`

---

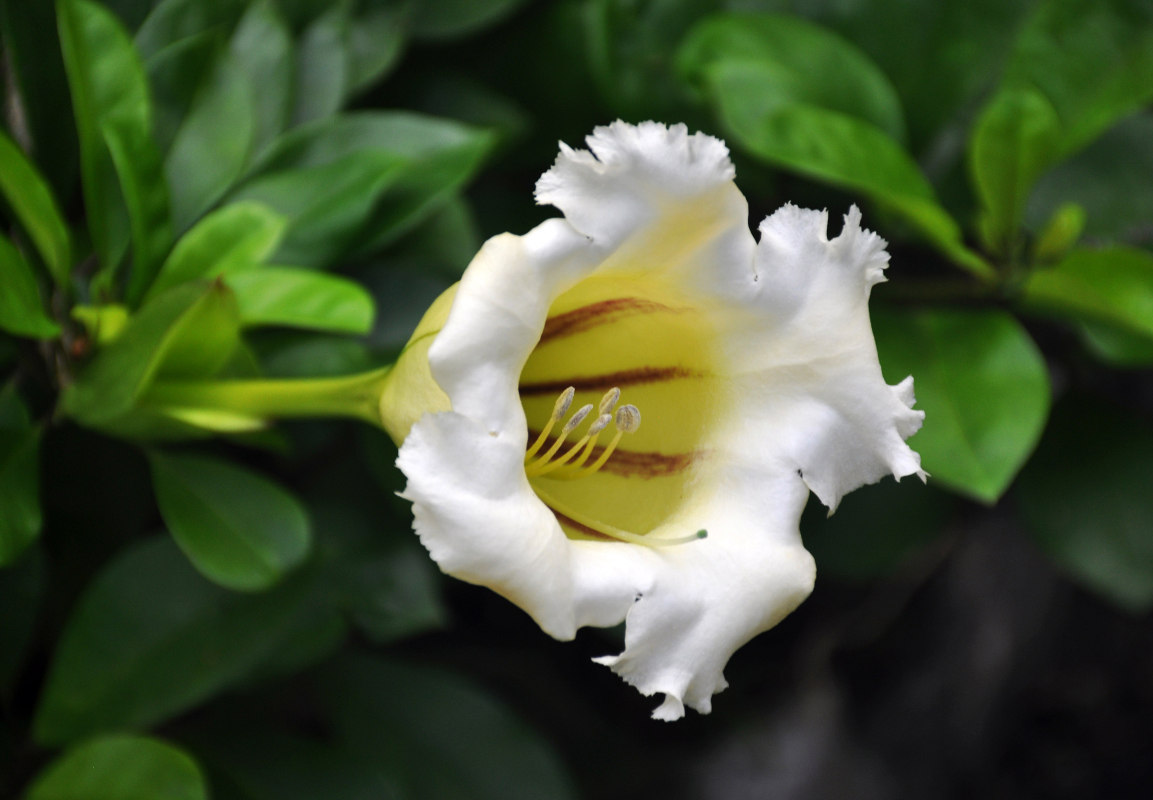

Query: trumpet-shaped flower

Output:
[392, 121, 924, 720]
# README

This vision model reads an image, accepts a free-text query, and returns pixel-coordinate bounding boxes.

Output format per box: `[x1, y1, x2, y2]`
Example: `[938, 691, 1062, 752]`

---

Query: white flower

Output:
[392, 121, 924, 720]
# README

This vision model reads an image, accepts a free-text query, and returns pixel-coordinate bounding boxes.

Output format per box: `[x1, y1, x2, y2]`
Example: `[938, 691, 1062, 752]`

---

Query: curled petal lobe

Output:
[393, 121, 923, 719]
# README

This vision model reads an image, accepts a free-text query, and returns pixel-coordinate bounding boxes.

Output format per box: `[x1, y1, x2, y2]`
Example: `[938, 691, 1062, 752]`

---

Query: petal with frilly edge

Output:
[393, 121, 923, 720]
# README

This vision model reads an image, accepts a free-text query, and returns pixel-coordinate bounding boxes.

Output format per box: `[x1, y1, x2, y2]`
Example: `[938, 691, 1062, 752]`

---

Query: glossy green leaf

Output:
[134, 0, 244, 60]
[0, 387, 42, 566]
[319, 654, 578, 800]
[410, 0, 529, 40]
[696, 62, 990, 279]
[291, 5, 349, 126]
[1022, 247, 1153, 341]
[807, 0, 1034, 151]
[346, 2, 406, 92]
[226, 268, 374, 334]
[104, 115, 174, 305]
[1002, 0, 1153, 158]
[166, 49, 256, 233]
[229, 0, 294, 155]
[678, 12, 906, 140]
[1018, 397, 1153, 612]
[149, 451, 310, 591]
[231, 152, 404, 267]
[0, 234, 59, 338]
[57, 0, 158, 285]
[968, 87, 1062, 255]
[239, 111, 495, 264]
[33, 536, 327, 745]
[26, 735, 208, 800]
[60, 281, 240, 429]
[148, 201, 286, 300]
[873, 307, 1050, 503]
[0, 129, 71, 284]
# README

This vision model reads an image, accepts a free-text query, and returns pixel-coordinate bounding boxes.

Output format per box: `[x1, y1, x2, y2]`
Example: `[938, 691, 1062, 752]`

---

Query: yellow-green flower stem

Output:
[140, 367, 393, 429]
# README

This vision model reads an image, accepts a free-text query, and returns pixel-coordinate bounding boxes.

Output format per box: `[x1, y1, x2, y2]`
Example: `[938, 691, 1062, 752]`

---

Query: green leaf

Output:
[148, 201, 286, 300]
[60, 281, 240, 430]
[33, 536, 328, 746]
[584, 0, 714, 119]
[1022, 246, 1153, 341]
[1078, 321, 1153, 368]
[807, 0, 1035, 151]
[1018, 397, 1153, 612]
[166, 49, 256, 234]
[319, 654, 578, 800]
[226, 268, 374, 334]
[238, 112, 494, 265]
[410, 0, 529, 40]
[230, 152, 404, 267]
[1027, 112, 1153, 243]
[678, 12, 907, 140]
[873, 307, 1050, 503]
[104, 115, 174, 305]
[346, 2, 406, 92]
[179, 722, 394, 800]
[134, 0, 245, 62]
[309, 465, 447, 645]
[968, 87, 1063, 255]
[229, 0, 293, 155]
[25, 735, 208, 800]
[291, 5, 349, 126]
[0, 387, 42, 566]
[802, 478, 955, 581]
[0, 129, 72, 284]
[1001, 0, 1153, 158]
[149, 451, 311, 592]
[694, 61, 990, 279]
[0, 0, 81, 198]
[0, 234, 60, 338]
[57, 0, 165, 290]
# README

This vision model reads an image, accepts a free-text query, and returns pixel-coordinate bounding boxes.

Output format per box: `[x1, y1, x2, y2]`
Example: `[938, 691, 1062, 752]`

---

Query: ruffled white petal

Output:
[397, 121, 924, 720]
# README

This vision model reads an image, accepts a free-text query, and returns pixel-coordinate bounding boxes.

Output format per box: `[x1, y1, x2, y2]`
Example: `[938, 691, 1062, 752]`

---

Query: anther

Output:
[561, 404, 593, 435]
[615, 404, 640, 433]
[575, 403, 641, 476]
[525, 386, 576, 460]
[598, 387, 621, 416]
[533, 412, 613, 477]
[555, 386, 575, 418]
[525, 403, 594, 475]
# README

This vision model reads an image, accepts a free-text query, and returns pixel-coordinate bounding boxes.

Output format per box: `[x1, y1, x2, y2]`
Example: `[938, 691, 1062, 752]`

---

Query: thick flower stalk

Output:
[391, 121, 925, 720]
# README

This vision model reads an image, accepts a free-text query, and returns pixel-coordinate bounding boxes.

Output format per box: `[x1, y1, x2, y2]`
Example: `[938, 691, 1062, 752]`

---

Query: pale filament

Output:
[525, 386, 706, 547]
[525, 386, 635, 479]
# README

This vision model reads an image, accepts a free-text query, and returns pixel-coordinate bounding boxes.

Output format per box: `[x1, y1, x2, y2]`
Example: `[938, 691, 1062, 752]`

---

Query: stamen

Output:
[575, 403, 640, 476]
[525, 403, 592, 475]
[598, 387, 621, 416]
[525, 386, 575, 460]
[531, 413, 611, 477]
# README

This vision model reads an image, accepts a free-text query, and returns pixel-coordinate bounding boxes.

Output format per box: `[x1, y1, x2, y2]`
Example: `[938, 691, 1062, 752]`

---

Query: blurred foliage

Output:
[1, 0, 1151, 797]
